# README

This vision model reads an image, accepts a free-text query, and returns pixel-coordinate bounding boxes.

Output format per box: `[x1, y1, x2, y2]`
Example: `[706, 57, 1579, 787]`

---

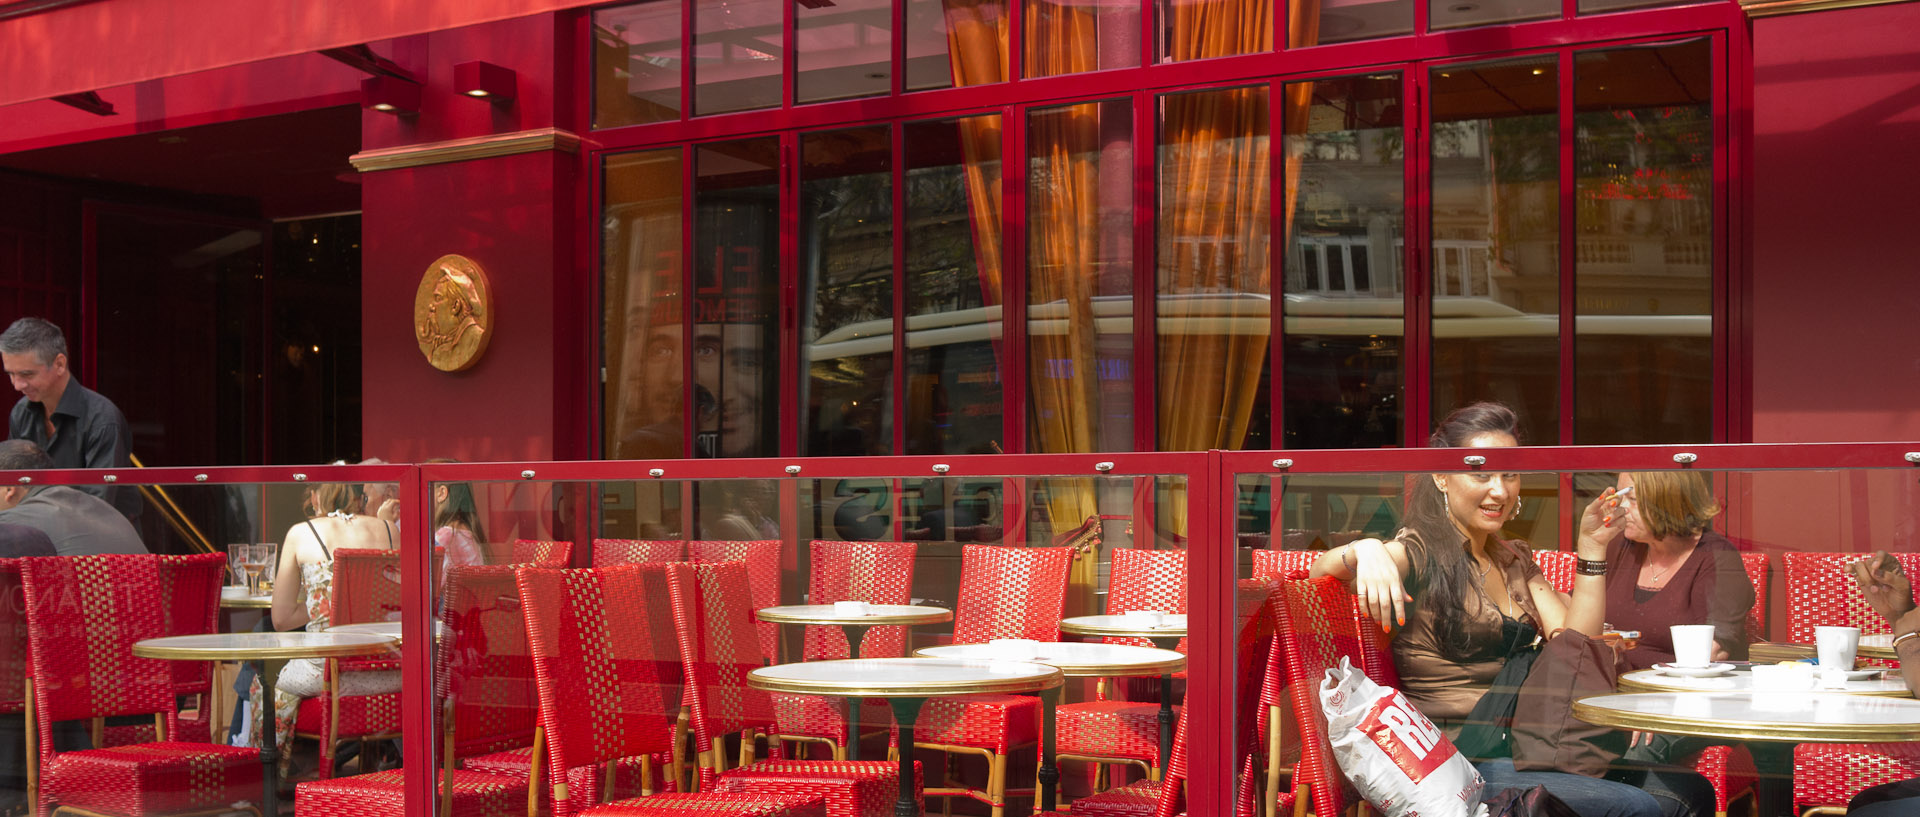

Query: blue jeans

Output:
[1475, 758, 1715, 817]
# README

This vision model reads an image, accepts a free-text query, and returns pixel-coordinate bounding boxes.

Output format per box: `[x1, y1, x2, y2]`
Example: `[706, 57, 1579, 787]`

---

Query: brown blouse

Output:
[1391, 533, 1547, 734]
[1603, 529, 1755, 670]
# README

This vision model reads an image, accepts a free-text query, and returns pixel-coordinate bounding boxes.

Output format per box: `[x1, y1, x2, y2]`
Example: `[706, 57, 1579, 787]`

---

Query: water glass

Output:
[226, 544, 249, 587]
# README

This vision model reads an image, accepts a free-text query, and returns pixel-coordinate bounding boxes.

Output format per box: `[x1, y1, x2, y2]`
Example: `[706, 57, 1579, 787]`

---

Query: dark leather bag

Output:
[1484, 785, 1581, 817]
[1511, 629, 1626, 776]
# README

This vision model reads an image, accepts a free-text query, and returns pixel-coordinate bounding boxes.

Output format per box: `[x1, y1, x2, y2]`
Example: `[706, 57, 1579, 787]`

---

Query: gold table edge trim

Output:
[218, 596, 273, 609]
[911, 646, 1186, 677]
[747, 663, 1065, 698]
[1751, 641, 1897, 660]
[1572, 695, 1920, 742]
[1619, 673, 1912, 697]
[755, 607, 953, 626]
[1059, 621, 1188, 639]
[133, 637, 398, 662]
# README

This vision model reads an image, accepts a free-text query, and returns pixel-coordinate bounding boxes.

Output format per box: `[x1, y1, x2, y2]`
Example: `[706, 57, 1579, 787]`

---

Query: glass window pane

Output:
[695, 0, 782, 115]
[797, 0, 892, 103]
[605, 149, 686, 459]
[801, 127, 895, 456]
[1574, 39, 1713, 444]
[593, 1, 683, 128]
[1159, 0, 1272, 63]
[1281, 74, 1404, 448]
[1289, 0, 1412, 46]
[1025, 0, 1140, 78]
[694, 138, 781, 457]
[1430, 0, 1556, 32]
[1157, 86, 1272, 451]
[1028, 99, 1134, 453]
[907, 0, 1009, 90]
[1430, 56, 1560, 443]
[905, 116, 1006, 455]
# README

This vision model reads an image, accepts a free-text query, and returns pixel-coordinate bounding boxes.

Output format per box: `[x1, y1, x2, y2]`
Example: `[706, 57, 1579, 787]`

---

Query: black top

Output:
[9, 380, 139, 521]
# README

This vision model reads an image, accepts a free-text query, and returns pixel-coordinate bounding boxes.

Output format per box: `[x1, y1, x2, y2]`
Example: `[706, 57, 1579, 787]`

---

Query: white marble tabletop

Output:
[1574, 691, 1920, 743]
[1620, 667, 1911, 697]
[914, 642, 1185, 677]
[747, 657, 1062, 698]
[133, 631, 397, 661]
[755, 604, 952, 626]
[1059, 614, 1188, 639]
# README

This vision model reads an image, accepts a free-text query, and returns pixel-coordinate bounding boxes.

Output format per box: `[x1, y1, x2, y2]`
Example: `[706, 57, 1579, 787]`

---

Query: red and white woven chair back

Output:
[20, 555, 176, 730]
[1248, 549, 1318, 583]
[805, 540, 916, 660]
[333, 547, 403, 626]
[1274, 575, 1362, 817]
[1105, 548, 1187, 649]
[1740, 552, 1770, 642]
[516, 564, 683, 816]
[592, 538, 687, 567]
[509, 539, 574, 567]
[1154, 703, 1192, 817]
[665, 560, 780, 776]
[689, 540, 785, 661]
[1783, 551, 1920, 643]
[156, 554, 224, 697]
[440, 564, 539, 760]
[1533, 549, 1576, 594]
[952, 544, 1075, 644]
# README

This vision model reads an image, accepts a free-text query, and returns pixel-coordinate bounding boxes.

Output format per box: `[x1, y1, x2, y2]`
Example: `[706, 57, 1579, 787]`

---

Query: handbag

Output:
[1483, 785, 1580, 817]
[1511, 629, 1626, 777]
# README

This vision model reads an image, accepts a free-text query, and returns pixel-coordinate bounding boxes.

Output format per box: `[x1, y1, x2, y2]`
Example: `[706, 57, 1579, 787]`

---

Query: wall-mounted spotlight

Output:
[454, 61, 517, 102]
[361, 75, 421, 114]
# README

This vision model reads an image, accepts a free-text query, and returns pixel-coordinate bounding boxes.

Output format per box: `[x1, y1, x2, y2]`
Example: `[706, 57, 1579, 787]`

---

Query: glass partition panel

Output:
[604, 148, 687, 460]
[1280, 73, 1404, 449]
[694, 138, 782, 457]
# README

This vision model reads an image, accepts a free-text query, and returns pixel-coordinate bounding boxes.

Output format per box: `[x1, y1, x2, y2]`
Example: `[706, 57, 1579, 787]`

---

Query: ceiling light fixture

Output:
[455, 61, 517, 102]
[361, 75, 421, 114]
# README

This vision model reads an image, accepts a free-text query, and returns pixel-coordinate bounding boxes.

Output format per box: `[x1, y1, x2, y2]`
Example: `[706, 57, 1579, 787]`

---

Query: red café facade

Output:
[2, 0, 1919, 813]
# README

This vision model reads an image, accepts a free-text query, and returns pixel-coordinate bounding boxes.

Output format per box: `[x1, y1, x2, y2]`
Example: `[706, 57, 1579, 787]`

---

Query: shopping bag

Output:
[1322, 656, 1487, 817]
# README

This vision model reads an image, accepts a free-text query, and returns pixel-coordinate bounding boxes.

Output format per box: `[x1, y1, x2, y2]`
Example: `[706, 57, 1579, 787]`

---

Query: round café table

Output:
[1750, 633, 1899, 664]
[755, 604, 951, 760]
[748, 658, 1063, 817]
[1620, 667, 1912, 697]
[914, 642, 1184, 814]
[219, 587, 272, 609]
[1573, 691, 1920, 743]
[1060, 614, 1187, 772]
[134, 631, 399, 816]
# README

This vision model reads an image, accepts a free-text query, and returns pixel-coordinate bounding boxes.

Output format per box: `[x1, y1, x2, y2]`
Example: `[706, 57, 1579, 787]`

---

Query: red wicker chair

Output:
[1739, 551, 1769, 643]
[592, 539, 687, 567]
[298, 564, 542, 817]
[21, 554, 262, 817]
[100, 554, 226, 748]
[1783, 551, 1920, 815]
[687, 540, 784, 664]
[1248, 549, 1318, 584]
[296, 547, 405, 779]
[1269, 576, 1362, 817]
[914, 544, 1075, 817]
[510, 540, 575, 567]
[0, 560, 24, 719]
[515, 563, 826, 817]
[664, 561, 920, 817]
[803, 542, 917, 661]
[1055, 548, 1186, 787]
[1533, 548, 1576, 594]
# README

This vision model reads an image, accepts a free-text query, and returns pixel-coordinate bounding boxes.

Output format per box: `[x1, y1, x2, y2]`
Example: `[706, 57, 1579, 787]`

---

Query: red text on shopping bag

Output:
[1357, 690, 1456, 784]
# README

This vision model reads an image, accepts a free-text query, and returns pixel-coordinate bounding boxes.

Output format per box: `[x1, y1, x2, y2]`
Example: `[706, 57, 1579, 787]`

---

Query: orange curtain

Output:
[943, 0, 1009, 303]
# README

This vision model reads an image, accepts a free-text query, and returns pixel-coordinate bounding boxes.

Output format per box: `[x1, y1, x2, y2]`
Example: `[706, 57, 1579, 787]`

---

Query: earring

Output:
[1512, 497, 1524, 518]
[1438, 491, 1449, 516]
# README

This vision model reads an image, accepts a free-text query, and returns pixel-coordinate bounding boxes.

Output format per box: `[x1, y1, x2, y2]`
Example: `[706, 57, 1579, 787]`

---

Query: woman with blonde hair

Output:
[1601, 470, 1753, 670]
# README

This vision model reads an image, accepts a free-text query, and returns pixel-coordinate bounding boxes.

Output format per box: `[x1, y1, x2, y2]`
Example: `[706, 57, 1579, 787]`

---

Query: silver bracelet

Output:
[1340, 546, 1356, 572]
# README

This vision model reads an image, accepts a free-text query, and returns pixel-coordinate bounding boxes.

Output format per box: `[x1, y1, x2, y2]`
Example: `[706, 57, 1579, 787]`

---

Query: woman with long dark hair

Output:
[427, 457, 487, 569]
[1310, 402, 1712, 817]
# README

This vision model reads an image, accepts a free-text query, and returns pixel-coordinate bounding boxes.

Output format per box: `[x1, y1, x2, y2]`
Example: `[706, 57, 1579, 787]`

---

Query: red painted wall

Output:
[358, 12, 588, 467]
[1749, 3, 1920, 445]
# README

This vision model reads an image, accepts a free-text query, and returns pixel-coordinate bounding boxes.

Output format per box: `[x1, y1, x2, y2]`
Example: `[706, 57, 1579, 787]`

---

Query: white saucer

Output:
[1653, 662, 1734, 677]
[1822, 667, 1883, 681]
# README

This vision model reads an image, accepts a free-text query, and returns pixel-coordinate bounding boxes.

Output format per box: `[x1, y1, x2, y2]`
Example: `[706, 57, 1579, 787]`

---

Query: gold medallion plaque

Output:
[414, 254, 493, 372]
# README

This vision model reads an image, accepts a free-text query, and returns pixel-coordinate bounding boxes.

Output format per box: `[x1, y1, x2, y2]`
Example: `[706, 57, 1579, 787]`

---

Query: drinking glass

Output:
[242, 544, 271, 596]
[257, 542, 280, 595]
[226, 544, 249, 587]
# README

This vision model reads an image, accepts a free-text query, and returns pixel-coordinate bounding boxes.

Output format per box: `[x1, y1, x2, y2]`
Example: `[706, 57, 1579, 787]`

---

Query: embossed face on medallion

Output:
[413, 254, 493, 372]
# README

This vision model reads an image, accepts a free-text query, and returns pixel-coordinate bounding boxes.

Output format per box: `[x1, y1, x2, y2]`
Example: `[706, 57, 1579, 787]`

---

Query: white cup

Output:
[1815, 626, 1861, 670]
[1669, 624, 1716, 667]
[989, 638, 1039, 661]
[1123, 609, 1166, 628]
[832, 601, 872, 617]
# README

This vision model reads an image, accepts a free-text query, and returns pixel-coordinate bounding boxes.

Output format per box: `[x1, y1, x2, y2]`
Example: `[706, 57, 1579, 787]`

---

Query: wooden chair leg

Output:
[986, 751, 1006, 817]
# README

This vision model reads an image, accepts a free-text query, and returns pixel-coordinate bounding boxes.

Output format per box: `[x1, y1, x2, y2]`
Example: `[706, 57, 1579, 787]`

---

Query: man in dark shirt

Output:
[0, 318, 138, 522]
[0, 441, 145, 556]
[0, 523, 53, 558]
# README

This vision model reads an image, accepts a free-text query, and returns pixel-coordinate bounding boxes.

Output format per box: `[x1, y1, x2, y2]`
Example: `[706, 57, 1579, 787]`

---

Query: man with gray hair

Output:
[0, 440, 144, 556]
[0, 317, 138, 521]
